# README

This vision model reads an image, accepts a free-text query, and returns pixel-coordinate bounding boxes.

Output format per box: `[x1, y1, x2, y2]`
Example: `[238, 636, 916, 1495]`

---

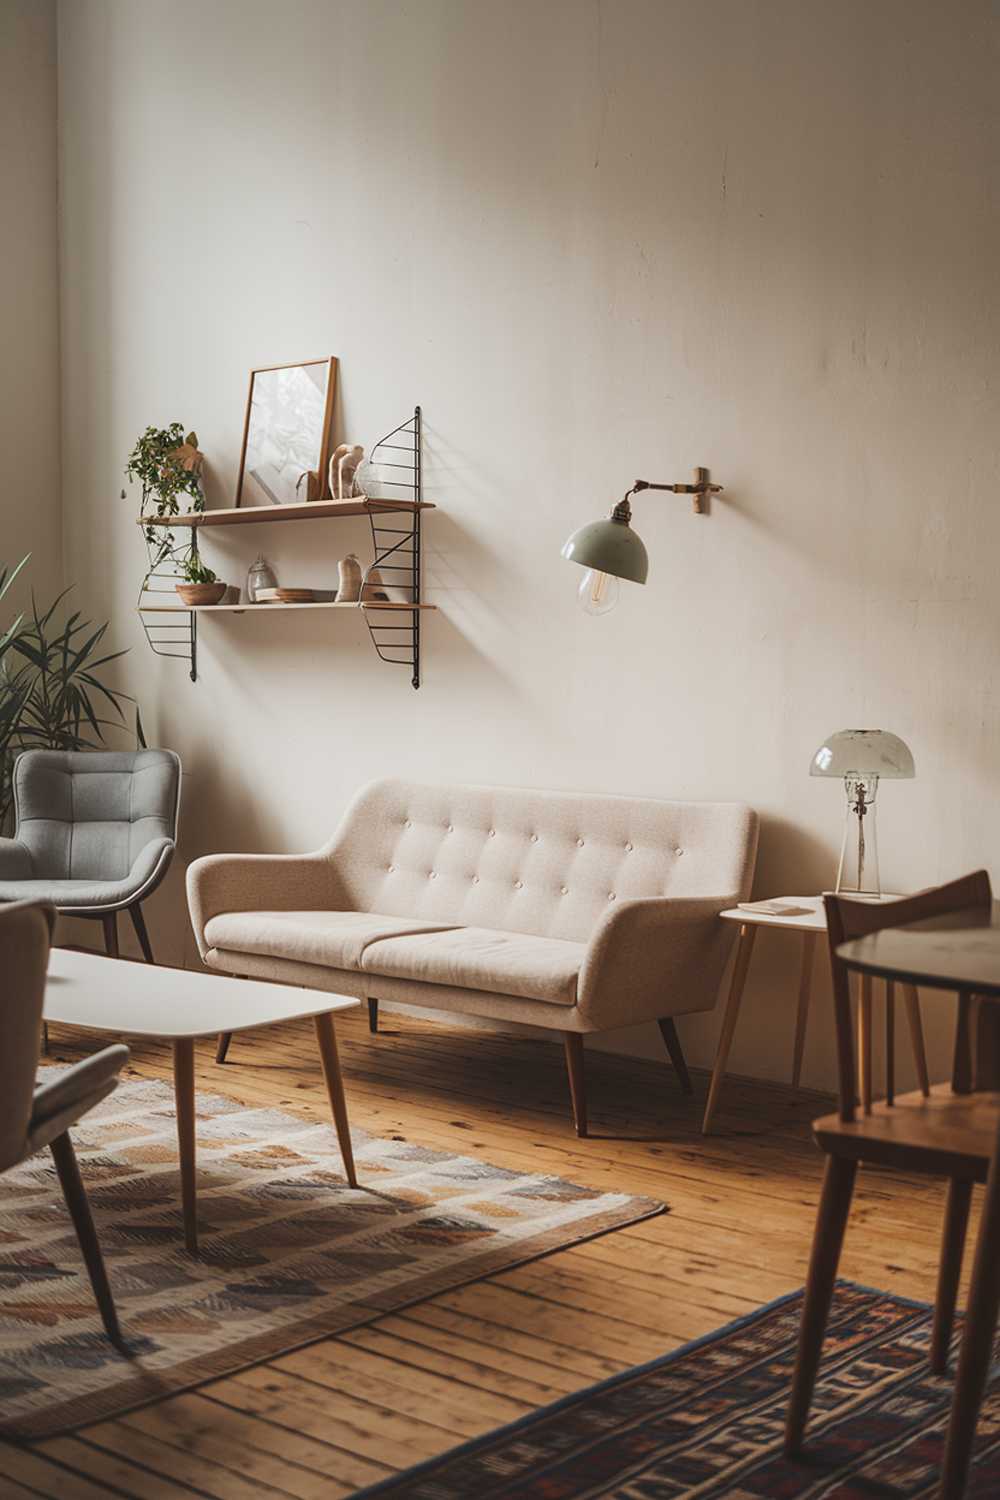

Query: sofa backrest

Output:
[13, 749, 181, 881]
[327, 779, 758, 944]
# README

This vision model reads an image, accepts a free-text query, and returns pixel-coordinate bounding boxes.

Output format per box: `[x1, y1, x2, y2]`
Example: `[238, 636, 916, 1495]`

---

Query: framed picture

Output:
[235, 357, 338, 507]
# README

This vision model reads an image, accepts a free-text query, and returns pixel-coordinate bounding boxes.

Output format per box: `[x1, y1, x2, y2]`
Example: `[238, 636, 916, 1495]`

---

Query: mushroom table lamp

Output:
[810, 729, 916, 898]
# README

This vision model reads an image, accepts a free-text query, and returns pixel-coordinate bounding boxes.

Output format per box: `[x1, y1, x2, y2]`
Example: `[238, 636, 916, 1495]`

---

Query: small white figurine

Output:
[328, 444, 364, 500]
[337, 554, 362, 602]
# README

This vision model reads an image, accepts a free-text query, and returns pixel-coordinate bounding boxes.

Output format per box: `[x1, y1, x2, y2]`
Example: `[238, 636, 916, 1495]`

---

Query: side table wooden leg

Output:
[791, 932, 817, 1090]
[702, 924, 757, 1135]
[314, 1013, 358, 1187]
[858, 974, 873, 1114]
[173, 1038, 198, 1254]
[904, 983, 931, 1097]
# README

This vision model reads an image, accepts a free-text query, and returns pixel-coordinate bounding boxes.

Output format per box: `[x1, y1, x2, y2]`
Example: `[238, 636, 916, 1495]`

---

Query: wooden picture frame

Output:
[235, 357, 338, 507]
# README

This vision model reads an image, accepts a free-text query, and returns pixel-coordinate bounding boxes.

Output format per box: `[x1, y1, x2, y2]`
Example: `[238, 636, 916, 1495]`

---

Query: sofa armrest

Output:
[576, 895, 738, 1031]
[0, 836, 33, 879]
[186, 850, 348, 960]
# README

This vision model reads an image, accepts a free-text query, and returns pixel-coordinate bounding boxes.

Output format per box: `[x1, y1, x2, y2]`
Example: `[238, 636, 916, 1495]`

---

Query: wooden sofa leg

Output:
[368, 998, 379, 1034]
[658, 1018, 693, 1094]
[215, 1032, 233, 1064]
[563, 1033, 587, 1138]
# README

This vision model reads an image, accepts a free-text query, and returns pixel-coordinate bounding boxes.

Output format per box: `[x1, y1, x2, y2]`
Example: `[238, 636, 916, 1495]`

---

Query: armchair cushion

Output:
[0, 836, 174, 911]
[203, 909, 460, 972]
[361, 926, 584, 1006]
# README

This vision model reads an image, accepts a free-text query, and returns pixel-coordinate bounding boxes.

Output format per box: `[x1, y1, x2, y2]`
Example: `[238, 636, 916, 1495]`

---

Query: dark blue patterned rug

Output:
[356, 1282, 1000, 1498]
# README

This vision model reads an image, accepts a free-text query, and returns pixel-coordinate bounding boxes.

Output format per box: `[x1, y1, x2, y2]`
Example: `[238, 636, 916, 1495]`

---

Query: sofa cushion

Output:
[360, 926, 584, 1006]
[202, 910, 460, 972]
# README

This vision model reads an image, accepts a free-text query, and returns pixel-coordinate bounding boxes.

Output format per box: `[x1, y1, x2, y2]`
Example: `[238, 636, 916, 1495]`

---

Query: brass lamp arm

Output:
[613, 468, 723, 522]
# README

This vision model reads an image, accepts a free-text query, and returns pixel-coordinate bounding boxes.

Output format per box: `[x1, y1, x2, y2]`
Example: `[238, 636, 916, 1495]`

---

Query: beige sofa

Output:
[187, 779, 758, 1134]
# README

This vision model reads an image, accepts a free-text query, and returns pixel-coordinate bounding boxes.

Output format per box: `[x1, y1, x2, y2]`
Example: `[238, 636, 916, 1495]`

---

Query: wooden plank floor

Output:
[2, 1006, 969, 1498]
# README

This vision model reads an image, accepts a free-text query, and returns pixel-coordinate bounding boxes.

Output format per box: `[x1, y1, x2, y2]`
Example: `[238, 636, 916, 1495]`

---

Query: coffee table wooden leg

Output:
[702, 924, 757, 1135]
[904, 983, 931, 1097]
[314, 1013, 358, 1188]
[173, 1038, 198, 1254]
[791, 932, 817, 1090]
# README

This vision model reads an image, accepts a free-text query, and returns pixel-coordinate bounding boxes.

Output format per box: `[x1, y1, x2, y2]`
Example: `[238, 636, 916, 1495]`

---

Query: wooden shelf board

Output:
[137, 497, 433, 529]
[138, 600, 436, 614]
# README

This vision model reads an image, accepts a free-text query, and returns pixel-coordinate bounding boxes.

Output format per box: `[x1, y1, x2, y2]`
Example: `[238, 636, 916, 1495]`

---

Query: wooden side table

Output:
[702, 896, 931, 1134]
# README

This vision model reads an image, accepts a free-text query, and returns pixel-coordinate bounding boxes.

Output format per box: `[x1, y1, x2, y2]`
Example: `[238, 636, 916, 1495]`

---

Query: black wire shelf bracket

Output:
[362, 406, 423, 690]
[135, 406, 428, 688]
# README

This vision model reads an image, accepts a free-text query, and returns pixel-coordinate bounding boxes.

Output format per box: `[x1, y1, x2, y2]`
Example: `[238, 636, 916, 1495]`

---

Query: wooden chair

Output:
[784, 870, 997, 1458]
[0, 900, 130, 1349]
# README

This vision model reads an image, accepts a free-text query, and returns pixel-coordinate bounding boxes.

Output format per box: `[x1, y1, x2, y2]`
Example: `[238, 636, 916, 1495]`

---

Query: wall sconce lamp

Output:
[561, 468, 723, 615]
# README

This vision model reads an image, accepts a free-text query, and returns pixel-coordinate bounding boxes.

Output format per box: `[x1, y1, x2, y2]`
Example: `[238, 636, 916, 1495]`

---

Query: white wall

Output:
[1, 0, 61, 605]
[55, 0, 1000, 1091]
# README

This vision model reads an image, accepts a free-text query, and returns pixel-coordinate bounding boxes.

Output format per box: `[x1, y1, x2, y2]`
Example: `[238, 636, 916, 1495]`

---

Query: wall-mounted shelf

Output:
[137, 496, 434, 529]
[137, 406, 430, 688]
[139, 601, 436, 613]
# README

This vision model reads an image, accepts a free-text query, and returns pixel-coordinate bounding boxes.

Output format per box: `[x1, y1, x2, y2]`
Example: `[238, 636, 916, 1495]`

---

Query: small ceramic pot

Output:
[176, 582, 227, 606]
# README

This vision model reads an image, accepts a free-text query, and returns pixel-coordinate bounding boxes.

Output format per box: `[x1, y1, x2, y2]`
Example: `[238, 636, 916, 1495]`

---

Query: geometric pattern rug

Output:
[355, 1283, 1000, 1498]
[0, 1072, 662, 1441]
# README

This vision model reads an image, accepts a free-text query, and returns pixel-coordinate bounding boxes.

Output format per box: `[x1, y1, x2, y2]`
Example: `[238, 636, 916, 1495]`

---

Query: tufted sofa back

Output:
[13, 750, 181, 881]
[327, 779, 758, 944]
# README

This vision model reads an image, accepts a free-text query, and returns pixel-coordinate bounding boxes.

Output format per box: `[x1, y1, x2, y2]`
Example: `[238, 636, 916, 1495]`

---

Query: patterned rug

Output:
[356, 1282, 1000, 1499]
[0, 1072, 662, 1441]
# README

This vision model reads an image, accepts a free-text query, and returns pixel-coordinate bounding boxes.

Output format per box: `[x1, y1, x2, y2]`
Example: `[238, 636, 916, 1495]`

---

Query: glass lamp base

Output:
[835, 775, 880, 896]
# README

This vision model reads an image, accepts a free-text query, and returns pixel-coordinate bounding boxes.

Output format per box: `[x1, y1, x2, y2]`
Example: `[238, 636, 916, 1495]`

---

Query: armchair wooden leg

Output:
[101, 912, 119, 958]
[563, 1033, 587, 1138]
[784, 1156, 858, 1455]
[215, 1032, 233, 1064]
[657, 1018, 693, 1094]
[128, 903, 155, 963]
[49, 1131, 126, 1350]
[931, 1177, 974, 1375]
[368, 998, 379, 1034]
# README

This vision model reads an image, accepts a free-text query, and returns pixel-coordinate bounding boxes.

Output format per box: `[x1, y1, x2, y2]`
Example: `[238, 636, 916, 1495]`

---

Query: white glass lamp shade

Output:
[809, 730, 915, 780]
[561, 518, 649, 585]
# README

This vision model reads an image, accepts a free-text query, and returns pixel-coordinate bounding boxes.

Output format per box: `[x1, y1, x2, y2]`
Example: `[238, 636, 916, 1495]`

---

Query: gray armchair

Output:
[1, 900, 129, 1349]
[0, 749, 180, 960]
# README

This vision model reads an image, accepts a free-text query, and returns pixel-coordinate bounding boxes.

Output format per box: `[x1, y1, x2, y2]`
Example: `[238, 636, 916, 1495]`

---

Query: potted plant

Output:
[176, 552, 226, 607]
[124, 424, 229, 606]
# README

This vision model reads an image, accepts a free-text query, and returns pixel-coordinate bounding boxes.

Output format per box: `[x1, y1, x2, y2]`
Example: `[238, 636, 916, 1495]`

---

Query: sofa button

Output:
[625, 842, 633, 852]
[514, 879, 523, 889]
[405, 819, 412, 829]
[472, 875, 480, 884]
[447, 824, 454, 833]
[488, 829, 496, 838]
[560, 885, 569, 895]
[608, 892, 617, 901]
[429, 871, 437, 880]
[675, 847, 684, 856]
[387, 864, 395, 873]
[530, 833, 538, 843]
[576, 838, 584, 848]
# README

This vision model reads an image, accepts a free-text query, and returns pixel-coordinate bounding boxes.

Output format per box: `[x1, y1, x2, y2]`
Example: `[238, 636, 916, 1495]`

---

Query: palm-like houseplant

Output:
[0, 556, 139, 829]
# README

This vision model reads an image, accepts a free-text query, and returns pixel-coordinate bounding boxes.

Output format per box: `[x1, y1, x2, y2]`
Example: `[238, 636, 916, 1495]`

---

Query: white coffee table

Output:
[44, 949, 361, 1253]
[703, 896, 930, 1134]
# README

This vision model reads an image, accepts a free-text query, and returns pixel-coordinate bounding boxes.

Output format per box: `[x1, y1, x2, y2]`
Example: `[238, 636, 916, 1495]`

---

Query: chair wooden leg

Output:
[367, 998, 379, 1034]
[563, 1033, 587, 1138]
[314, 1013, 358, 1187]
[101, 911, 119, 958]
[791, 931, 817, 1089]
[128, 903, 155, 963]
[41, 1020, 49, 1056]
[702, 924, 757, 1134]
[939, 1136, 1000, 1498]
[49, 1131, 125, 1350]
[215, 1032, 233, 1064]
[904, 983, 931, 1096]
[931, 1177, 973, 1375]
[657, 1018, 692, 1094]
[173, 1038, 198, 1254]
[784, 1156, 858, 1455]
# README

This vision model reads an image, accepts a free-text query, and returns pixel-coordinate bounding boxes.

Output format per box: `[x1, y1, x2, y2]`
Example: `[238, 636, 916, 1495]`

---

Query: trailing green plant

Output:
[0, 556, 139, 829]
[123, 423, 204, 568]
[179, 552, 217, 585]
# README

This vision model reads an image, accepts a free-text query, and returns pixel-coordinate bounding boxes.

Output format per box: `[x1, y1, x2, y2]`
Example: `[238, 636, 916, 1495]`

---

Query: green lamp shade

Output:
[560, 518, 649, 585]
